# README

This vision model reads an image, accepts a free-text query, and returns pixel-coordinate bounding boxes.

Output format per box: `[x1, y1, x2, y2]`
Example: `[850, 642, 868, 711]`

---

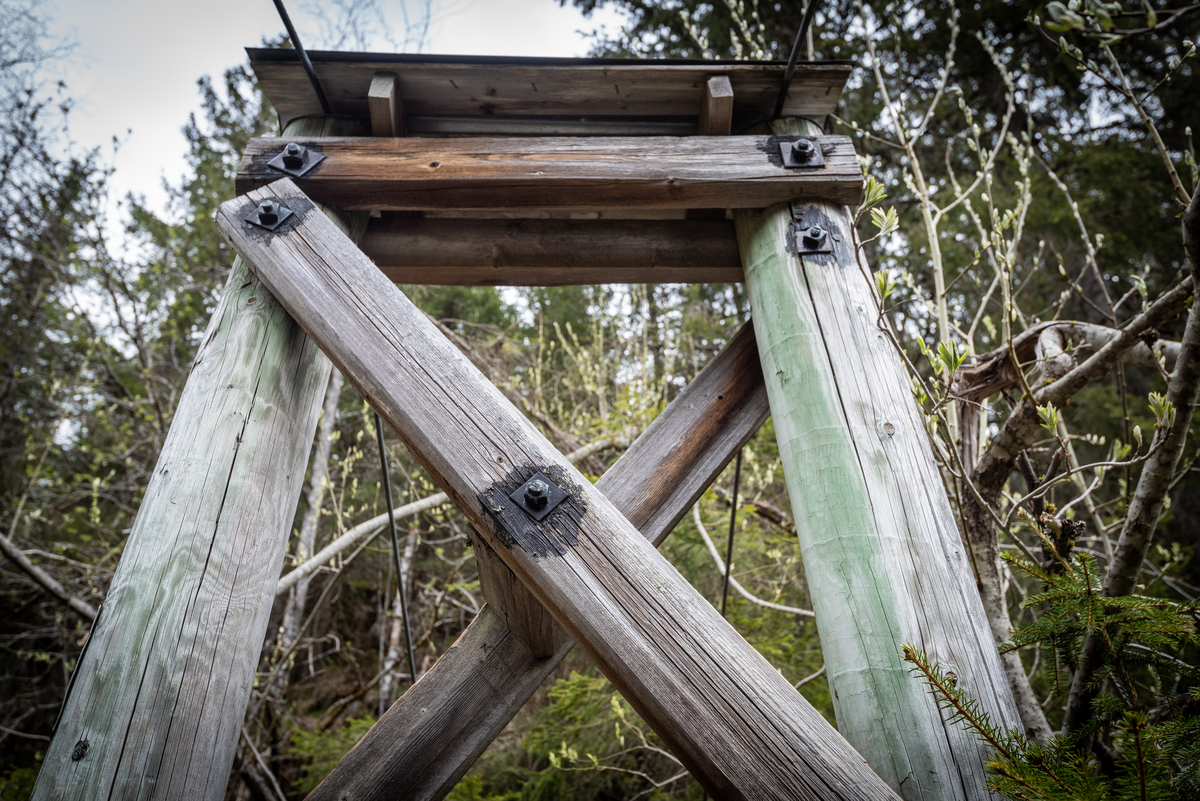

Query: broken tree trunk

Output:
[733, 119, 1022, 801]
[218, 178, 898, 801]
[32, 118, 365, 801]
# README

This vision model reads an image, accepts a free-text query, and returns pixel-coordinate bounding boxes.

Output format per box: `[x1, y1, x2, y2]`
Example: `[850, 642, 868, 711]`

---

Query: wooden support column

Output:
[368, 72, 406, 137]
[309, 322, 770, 801]
[697, 76, 734, 136]
[734, 119, 1022, 801]
[32, 118, 366, 801]
[218, 178, 898, 801]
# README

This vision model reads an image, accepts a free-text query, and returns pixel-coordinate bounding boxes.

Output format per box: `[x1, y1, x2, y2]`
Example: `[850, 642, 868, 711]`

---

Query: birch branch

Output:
[691, 505, 814, 618]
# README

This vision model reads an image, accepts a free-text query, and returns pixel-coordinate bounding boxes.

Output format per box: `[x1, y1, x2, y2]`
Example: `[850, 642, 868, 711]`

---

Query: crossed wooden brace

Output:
[217, 179, 898, 801]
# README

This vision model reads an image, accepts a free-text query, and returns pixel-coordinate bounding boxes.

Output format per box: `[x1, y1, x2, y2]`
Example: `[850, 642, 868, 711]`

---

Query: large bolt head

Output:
[282, 142, 307, 169]
[257, 202, 279, 226]
[801, 225, 827, 250]
[791, 138, 816, 163]
[524, 480, 549, 508]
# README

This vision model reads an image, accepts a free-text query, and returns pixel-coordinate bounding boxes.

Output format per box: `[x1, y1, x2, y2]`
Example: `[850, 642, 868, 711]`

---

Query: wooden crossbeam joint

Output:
[235, 134, 864, 210]
[217, 178, 898, 801]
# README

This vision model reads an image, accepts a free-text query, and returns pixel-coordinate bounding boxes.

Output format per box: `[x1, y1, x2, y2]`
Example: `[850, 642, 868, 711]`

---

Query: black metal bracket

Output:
[267, 142, 325, 178]
[779, 137, 826, 169]
[510, 472, 568, 521]
[789, 204, 838, 256]
[246, 200, 295, 232]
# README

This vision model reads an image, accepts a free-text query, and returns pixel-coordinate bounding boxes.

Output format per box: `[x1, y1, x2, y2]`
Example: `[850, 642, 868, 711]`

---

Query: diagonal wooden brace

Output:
[217, 178, 898, 801]
[305, 318, 770, 801]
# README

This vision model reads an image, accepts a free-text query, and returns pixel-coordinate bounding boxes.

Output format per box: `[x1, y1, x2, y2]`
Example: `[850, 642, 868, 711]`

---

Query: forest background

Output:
[1, 0, 1198, 798]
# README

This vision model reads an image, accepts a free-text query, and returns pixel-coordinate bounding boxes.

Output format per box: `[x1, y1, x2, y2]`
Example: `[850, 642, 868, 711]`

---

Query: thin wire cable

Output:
[375, 413, 418, 686]
[271, 0, 332, 114]
[771, 0, 823, 119]
[720, 448, 744, 618]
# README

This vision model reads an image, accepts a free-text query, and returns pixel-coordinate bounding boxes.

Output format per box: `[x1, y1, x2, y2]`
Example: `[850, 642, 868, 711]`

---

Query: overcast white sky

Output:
[45, 0, 626, 224]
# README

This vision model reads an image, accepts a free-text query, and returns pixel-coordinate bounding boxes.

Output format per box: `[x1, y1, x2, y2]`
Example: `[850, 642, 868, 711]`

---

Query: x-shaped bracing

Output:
[217, 178, 897, 801]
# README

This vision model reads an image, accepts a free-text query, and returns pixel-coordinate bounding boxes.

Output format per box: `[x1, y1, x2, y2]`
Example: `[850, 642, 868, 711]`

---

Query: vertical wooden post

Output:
[32, 118, 365, 801]
[735, 119, 1021, 801]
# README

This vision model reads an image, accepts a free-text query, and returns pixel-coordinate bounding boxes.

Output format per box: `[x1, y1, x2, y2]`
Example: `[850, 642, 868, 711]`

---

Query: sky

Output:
[45, 0, 627, 226]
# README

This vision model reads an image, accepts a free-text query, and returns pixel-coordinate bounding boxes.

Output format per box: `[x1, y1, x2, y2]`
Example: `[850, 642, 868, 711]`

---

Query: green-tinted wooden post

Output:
[33, 118, 366, 801]
[736, 119, 1021, 800]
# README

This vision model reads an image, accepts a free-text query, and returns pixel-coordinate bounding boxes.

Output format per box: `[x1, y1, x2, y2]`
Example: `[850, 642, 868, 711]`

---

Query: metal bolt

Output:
[801, 225, 826, 249]
[257, 202, 279, 226]
[790, 138, 817, 164]
[72, 739, 89, 761]
[282, 142, 307, 169]
[524, 480, 549, 509]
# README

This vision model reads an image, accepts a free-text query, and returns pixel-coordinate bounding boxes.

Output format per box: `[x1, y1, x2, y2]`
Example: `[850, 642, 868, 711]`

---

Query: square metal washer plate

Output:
[267, 147, 326, 178]
[509, 472, 568, 521]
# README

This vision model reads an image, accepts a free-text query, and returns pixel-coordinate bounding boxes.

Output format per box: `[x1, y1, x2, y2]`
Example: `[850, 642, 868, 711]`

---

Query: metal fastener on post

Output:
[524, 480, 549, 509]
[778, 136, 826, 169]
[246, 200, 294, 232]
[791, 138, 816, 163]
[282, 142, 307, 169]
[268, 143, 325, 178]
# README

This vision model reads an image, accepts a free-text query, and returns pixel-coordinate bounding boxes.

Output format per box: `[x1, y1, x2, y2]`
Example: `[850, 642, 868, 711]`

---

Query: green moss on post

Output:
[33, 117, 366, 801]
[735, 119, 1021, 801]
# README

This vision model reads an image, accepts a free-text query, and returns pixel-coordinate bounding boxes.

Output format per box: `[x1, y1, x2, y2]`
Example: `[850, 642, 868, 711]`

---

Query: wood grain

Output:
[218, 178, 897, 801]
[235, 134, 864, 210]
[698, 76, 734, 136]
[360, 217, 742, 286]
[367, 72, 406, 137]
[32, 119, 366, 801]
[246, 49, 852, 134]
[733, 119, 1022, 800]
[308, 322, 771, 801]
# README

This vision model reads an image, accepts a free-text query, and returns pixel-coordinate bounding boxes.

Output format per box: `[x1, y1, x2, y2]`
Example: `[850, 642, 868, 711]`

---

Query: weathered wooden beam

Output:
[360, 217, 742, 286]
[697, 75, 734, 136]
[308, 322, 770, 801]
[217, 178, 897, 801]
[734, 119, 1022, 801]
[235, 134, 863, 210]
[247, 49, 853, 134]
[31, 119, 366, 801]
[367, 72, 406, 137]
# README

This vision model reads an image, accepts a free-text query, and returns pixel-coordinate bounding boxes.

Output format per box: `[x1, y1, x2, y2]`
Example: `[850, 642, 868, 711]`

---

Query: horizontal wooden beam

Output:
[359, 217, 742, 285]
[246, 49, 853, 135]
[236, 135, 863, 210]
[217, 178, 897, 801]
[308, 322, 771, 801]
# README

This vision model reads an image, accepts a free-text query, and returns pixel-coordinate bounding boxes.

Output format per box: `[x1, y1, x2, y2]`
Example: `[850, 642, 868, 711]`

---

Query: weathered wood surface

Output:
[698, 75, 734, 136]
[308, 321, 771, 801]
[218, 179, 897, 801]
[733, 119, 1022, 800]
[247, 48, 852, 134]
[235, 134, 864, 210]
[33, 119, 366, 801]
[367, 72, 406, 137]
[360, 217, 742, 286]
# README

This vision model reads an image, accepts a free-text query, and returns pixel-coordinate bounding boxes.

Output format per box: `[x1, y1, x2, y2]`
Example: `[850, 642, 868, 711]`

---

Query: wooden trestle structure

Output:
[33, 51, 1022, 801]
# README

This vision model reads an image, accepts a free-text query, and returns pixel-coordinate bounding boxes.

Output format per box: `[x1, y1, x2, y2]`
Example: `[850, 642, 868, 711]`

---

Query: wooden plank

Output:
[235, 134, 863, 210]
[246, 49, 852, 134]
[308, 322, 771, 801]
[360, 217, 742, 286]
[218, 179, 897, 801]
[367, 72, 406, 137]
[733, 118, 1023, 800]
[698, 76, 734, 136]
[31, 119, 367, 801]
